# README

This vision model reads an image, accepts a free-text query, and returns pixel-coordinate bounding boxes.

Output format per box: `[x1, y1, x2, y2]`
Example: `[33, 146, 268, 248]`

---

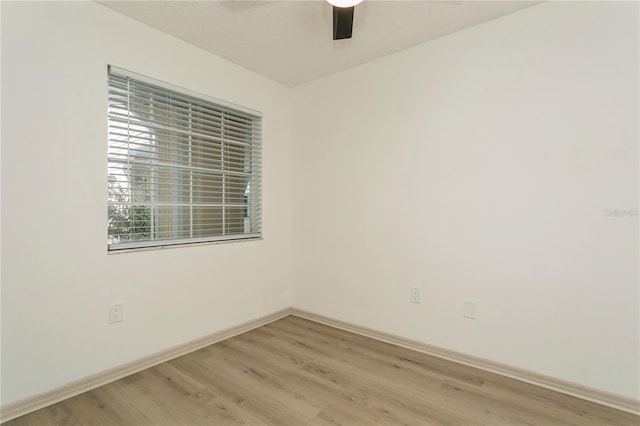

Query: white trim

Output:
[3, 308, 638, 422]
[290, 308, 640, 416]
[0, 309, 290, 423]
[107, 236, 263, 255]
[108, 234, 262, 252]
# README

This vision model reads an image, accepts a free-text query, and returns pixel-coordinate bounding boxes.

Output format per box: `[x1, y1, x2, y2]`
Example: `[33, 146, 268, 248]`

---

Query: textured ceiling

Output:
[99, 1, 539, 87]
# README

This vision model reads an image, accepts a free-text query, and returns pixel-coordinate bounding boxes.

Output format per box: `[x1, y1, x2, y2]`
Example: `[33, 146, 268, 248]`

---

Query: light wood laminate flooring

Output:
[5, 315, 639, 425]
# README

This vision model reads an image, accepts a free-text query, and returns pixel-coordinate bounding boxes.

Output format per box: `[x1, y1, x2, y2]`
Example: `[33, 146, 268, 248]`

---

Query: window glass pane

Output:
[107, 67, 261, 250]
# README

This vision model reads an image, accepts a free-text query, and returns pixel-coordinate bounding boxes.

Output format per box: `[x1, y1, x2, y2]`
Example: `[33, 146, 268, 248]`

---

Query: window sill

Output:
[107, 236, 263, 254]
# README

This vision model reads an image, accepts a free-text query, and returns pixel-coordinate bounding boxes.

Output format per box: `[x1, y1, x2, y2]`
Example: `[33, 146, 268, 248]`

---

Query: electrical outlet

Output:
[109, 303, 123, 323]
[410, 287, 421, 304]
[463, 300, 476, 319]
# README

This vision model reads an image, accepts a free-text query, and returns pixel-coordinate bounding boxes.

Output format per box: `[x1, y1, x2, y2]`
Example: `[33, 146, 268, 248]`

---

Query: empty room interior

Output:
[1, 0, 639, 424]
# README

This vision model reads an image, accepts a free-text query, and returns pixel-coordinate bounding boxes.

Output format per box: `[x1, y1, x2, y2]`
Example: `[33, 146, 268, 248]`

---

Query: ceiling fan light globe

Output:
[327, 0, 363, 8]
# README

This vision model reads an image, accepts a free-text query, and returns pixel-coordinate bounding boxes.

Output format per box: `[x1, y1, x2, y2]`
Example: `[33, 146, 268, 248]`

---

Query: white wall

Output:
[1, 1, 293, 405]
[2, 0, 638, 409]
[293, 1, 639, 400]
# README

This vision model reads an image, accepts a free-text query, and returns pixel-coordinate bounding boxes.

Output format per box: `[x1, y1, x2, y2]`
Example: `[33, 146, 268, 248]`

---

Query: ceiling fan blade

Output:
[333, 6, 354, 40]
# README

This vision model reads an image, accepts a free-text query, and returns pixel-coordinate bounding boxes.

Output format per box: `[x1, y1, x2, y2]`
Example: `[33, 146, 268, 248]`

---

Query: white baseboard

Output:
[3, 307, 638, 422]
[290, 308, 640, 416]
[0, 309, 291, 423]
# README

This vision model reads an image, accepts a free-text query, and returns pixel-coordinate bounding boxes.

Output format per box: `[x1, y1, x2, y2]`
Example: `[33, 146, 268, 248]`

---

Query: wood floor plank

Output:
[4, 315, 638, 426]
[61, 388, 134, 425]
[258, 321, 537, 425]
[262, 319, 545, 424]
[170, 349, 314, 425]
[233, 333, 477, 425]
[3, 402, 82, 426]
[271, 316, 638, 425]
[216, 337, 468, 426]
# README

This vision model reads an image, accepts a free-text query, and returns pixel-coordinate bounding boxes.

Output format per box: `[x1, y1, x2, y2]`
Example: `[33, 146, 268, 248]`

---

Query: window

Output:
[107, 66, 262, 251]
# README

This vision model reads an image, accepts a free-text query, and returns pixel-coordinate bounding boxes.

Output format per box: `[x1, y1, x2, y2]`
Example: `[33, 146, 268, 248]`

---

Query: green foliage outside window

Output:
[108, 176, 152, 243]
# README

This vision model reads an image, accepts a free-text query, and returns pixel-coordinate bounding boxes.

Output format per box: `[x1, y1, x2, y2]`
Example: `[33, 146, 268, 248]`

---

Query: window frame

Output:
[107, 66, 262, 251]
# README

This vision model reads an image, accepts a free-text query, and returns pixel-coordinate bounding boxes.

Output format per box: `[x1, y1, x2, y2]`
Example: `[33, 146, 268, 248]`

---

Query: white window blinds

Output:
[107, 66, 262, 251]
